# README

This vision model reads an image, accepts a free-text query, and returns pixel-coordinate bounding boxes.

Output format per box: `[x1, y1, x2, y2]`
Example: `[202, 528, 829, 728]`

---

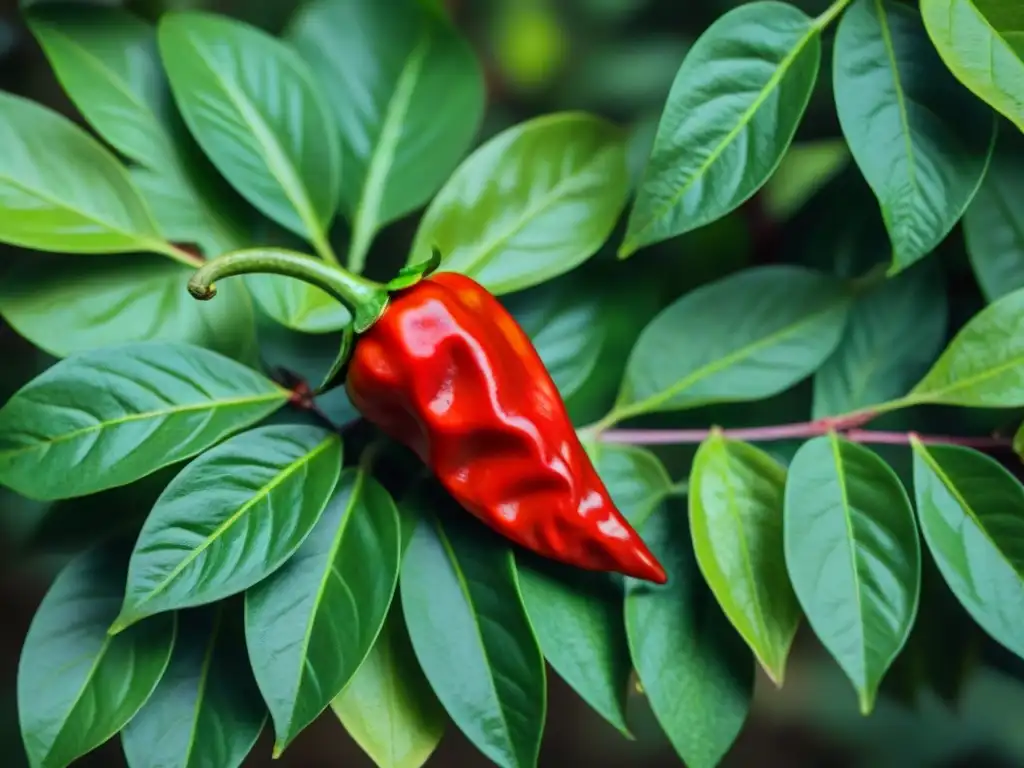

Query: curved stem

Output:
[188, 248, 389, 332]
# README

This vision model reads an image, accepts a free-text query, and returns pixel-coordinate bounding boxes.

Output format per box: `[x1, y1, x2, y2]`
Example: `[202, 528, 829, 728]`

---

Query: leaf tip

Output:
[616, 241, 635, 260]
[857, 689, 876, 717]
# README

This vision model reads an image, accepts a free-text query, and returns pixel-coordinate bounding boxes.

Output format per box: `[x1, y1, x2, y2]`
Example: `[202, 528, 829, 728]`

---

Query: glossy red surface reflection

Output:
[347, 271, 668, 584]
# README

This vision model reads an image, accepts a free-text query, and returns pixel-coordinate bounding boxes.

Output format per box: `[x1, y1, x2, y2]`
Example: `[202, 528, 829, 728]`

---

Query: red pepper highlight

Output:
[346, 272, 667, 584]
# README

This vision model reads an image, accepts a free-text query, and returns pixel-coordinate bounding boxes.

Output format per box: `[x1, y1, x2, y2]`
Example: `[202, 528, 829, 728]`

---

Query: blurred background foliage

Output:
[1, 0, 1022, 765]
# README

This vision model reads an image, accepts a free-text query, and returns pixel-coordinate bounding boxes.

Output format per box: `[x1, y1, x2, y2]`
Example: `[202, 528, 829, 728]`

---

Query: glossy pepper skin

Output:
[346, 271, 668, 584]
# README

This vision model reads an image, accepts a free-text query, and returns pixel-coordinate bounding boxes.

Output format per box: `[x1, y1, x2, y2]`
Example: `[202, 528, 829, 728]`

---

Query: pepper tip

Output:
[618, 547, 668, 584]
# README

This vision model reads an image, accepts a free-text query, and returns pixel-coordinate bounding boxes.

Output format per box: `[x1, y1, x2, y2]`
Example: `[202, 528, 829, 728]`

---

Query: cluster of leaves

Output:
[1, 0, 1024, 767]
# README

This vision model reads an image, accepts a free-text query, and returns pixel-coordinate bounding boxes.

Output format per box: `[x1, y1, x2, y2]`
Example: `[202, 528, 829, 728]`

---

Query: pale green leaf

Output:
[584, 442, 674, 525]
[907, 285, 1024, 407]
[0, 90, 163, 254]
[409, 112, 629, 295]
[332, 601, 445, 768]
[689, 434, 798, 684]
[246, 273, 350, 334]
[921, 0, 1024, 134]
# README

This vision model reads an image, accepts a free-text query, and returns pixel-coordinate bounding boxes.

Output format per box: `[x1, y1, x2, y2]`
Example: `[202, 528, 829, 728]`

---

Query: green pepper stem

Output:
[188, 248, 390, 332]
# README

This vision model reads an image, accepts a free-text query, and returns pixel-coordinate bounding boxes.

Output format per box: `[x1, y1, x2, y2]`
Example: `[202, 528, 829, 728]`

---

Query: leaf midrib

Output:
[453, 132, 617, 278]
[185, 33, 322, 240]
[34, 22, 175, 165]
[436, 522, 521, 768]
[875, 0, 921, 207]
[286, 472, 365, 741]
[182, 608, 222, 767]
[0, 173, 160, 248]
[44, 636, 112, 765]
[717, 440, 775, 670]
[909, 350, 1024, 404]
[0, 389, 288, 460]
[625, 13, 819, 248]
[829, 435, 869, 693]
[127, 435, 337, 614]
[618, 293, 847, 418]
[914, 442, 1024, 582]
[350, 29, 431, 247]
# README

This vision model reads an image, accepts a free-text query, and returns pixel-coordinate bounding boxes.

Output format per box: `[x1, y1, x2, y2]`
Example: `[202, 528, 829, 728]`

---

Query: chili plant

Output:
[1, 0, 1023, 767]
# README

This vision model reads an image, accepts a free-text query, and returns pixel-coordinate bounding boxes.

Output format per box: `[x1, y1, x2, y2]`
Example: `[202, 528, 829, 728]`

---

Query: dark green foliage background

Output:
[2, 0, 1024, 766]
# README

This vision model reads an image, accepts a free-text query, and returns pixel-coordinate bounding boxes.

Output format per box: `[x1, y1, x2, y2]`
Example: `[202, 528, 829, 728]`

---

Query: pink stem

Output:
[599, 421, 1013, 450]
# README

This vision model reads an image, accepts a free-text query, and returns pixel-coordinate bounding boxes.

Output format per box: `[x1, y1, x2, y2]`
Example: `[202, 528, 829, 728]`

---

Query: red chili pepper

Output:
[346, 272, 668, 584]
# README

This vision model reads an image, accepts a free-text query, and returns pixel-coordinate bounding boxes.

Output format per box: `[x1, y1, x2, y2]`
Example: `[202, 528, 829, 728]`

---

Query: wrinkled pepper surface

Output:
[346, 271, 668, 584]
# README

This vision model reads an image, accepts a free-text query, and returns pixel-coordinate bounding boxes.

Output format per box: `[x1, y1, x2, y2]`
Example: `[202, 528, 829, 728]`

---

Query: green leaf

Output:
[158, 12, 340, 250]
[245, 469, 401, 754]
[0, 90, 164, 255]
[612, 265, 851, 420]
[964, 128, 1024, 302]
[332, 599, 446, 768]
[0, 342, 288, 501]
[812, 262, 948, 417]
[619, 1, 822, 256]
[906, 285, 1024, 407]
[625, 497, 753, 768]
[401, 510, 545, 768]
[518, 560, 632, 737]
[131, 163, 249, 257]
[18, 543, 176, 768]
[121, 605, 266, 768]
[921, 0, 1024, 134]
[113, 424, 342, 630]
[0, 255, 257, 362]
[246, 272, 350, 334]
[833, 0, 996, 272]
[26, 1, 248, 257]
[409, 112, 629, 295]
[27, 5, 175, 167]
[689, 434, 798, 685]
[911, 441, 1024, 661]
[289, 0, 484, 270]
[784, 434, 921, 714]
